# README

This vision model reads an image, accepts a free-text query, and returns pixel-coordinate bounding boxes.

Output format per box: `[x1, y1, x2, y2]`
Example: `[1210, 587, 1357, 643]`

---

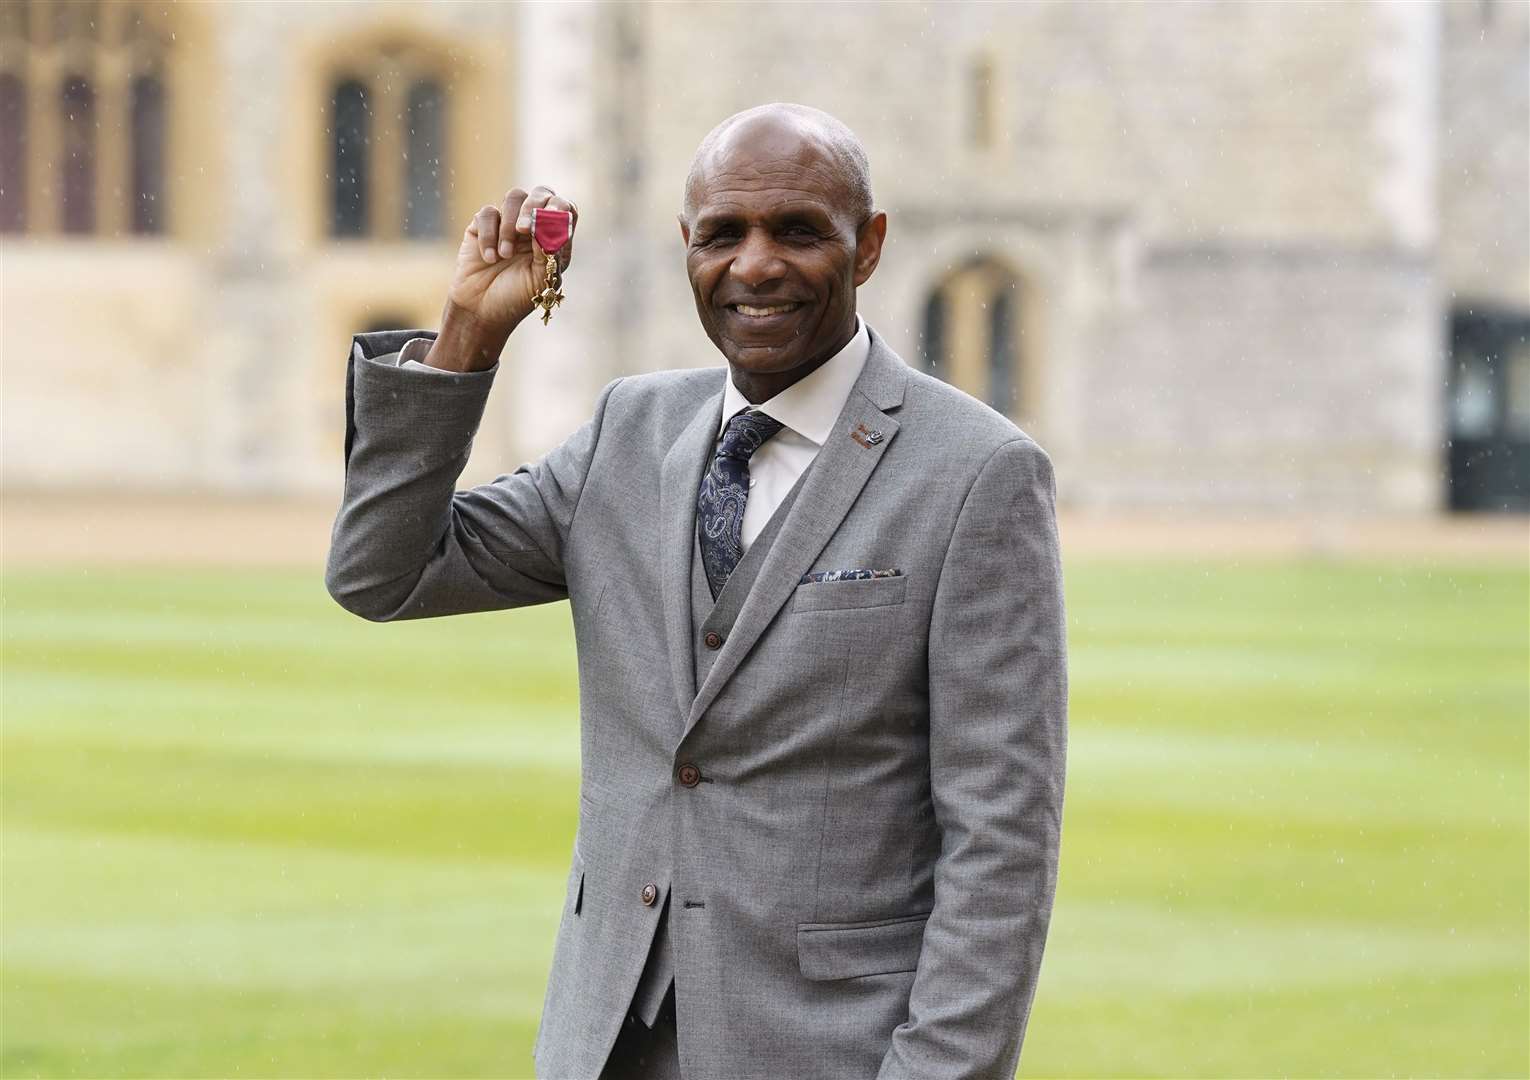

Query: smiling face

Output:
[680, 113, 886, 402]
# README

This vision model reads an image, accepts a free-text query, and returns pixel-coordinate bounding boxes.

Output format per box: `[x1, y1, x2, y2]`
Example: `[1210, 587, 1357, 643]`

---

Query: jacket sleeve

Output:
[877, 437, 1069, 1080]
[324, 328, 623, 621]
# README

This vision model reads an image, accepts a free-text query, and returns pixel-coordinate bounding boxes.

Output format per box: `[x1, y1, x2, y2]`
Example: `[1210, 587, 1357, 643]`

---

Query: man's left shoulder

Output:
[895, 364, 1051, 476]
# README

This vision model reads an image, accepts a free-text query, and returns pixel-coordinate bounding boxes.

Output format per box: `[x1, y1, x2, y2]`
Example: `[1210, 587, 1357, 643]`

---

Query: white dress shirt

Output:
[398, 336, 448, 368]
[715, 315, 868, 552]
[392, 315, 870, 554]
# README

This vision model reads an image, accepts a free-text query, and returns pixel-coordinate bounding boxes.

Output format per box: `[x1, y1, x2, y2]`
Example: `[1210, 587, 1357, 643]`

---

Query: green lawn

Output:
[3, 561, 1526, 1078]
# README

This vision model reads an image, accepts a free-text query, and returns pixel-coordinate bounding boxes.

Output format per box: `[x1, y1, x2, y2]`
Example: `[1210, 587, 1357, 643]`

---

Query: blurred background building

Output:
[2, 0, 1526, 512]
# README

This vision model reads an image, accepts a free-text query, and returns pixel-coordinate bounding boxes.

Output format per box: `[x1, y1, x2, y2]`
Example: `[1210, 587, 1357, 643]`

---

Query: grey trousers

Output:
[598, 983, 680, 1080]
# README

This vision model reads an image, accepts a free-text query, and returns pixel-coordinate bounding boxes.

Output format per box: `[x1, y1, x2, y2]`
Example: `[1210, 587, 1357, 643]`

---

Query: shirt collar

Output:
[718, 315, 869, 446]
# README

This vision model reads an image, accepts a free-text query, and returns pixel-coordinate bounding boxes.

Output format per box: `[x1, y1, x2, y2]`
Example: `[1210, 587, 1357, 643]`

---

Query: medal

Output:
[531, 207, 572, 325]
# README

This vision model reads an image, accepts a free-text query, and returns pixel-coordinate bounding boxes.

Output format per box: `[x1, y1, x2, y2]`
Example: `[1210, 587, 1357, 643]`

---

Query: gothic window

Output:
[0, 0, 172, 237]
[967, 54, 998, 151]
[59, 74, 94, 233]
[129, 72, 165, 234]
[404, 78, 445, 238]
[989, 286, 1017, 414]
[330, 80, 370, 237]
[0, 72, 24, 232]
[326, 44, 450, 241]
[920, 289, 947, 380]
[921, 258, 1029, 418]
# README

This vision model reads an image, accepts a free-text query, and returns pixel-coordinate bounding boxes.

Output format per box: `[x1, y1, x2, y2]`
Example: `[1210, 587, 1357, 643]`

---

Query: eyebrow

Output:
[694, 205, 834, 231]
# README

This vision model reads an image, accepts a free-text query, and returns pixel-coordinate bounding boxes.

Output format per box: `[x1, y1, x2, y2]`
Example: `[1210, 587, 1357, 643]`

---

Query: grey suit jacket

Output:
[326, 323, 1068, 1079]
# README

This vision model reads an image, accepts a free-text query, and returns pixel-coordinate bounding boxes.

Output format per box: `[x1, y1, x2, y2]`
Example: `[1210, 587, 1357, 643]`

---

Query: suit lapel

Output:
[658, 381, 724, 723]
[680, 327, 909, 742]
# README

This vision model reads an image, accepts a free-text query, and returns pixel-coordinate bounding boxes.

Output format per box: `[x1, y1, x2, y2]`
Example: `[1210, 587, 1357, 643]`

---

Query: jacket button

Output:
[641, 882, 658, 906]
[704, 631, 723, 650]
[677, 763, 701, 788]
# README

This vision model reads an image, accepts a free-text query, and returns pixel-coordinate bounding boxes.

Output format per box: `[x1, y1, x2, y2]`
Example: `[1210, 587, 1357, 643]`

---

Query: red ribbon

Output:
[532, 208, 571, 254]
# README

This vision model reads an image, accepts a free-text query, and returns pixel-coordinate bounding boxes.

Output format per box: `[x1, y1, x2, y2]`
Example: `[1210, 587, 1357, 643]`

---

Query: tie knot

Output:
[718, 408, 785, 462]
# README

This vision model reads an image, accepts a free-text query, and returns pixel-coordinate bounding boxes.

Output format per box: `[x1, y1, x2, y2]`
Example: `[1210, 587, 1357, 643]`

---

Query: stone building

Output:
[2, 0, 1525, 511]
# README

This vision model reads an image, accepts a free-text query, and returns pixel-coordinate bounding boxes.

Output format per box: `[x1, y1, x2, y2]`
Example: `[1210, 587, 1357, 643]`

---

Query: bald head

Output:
[682, 103, 873, 226]
[677, 102, 888, 393]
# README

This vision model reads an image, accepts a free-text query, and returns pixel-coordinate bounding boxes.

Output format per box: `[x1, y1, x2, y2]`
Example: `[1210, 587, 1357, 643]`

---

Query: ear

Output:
[677, 213, 691, 247]
[851, 210, 888, 287]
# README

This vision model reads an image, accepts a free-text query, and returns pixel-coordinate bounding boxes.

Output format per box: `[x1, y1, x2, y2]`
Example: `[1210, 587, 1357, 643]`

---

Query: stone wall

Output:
[2, 0, 1520, 515]
[1439, 0, 1530, 308]
[1079, 245, 1443, 511]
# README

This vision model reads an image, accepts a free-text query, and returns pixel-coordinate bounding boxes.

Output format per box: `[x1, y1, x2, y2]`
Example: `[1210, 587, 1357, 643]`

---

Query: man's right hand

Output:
[424, 185, 578, 372]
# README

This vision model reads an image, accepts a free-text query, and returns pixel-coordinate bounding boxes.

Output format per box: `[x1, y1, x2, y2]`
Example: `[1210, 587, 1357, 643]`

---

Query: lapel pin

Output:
[850, 422, 885, 448]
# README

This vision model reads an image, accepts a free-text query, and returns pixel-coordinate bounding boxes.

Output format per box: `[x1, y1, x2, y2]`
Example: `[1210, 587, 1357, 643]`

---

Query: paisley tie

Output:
[697, 407, 786, 601]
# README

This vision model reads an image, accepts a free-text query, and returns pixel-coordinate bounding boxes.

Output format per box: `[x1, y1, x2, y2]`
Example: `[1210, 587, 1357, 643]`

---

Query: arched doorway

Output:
[1446, 307, 1530, 511]
[918, 257, 1033, 420]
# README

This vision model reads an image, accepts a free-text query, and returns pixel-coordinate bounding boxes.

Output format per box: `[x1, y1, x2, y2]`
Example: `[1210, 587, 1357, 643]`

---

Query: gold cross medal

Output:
[531, 207, 572, 325]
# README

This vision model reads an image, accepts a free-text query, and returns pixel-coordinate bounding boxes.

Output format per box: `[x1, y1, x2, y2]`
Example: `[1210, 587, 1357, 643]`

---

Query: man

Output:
[326, 103, 1067, 1080]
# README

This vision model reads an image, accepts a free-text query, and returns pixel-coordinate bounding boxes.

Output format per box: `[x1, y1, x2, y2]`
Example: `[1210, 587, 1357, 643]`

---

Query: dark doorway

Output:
[919, 257, 1026, 418]
[1446, 307, 1530, 512]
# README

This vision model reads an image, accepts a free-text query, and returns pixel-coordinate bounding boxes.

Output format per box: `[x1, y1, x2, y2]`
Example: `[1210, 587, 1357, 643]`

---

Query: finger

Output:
[498, 188, 528, 259]
[470, 204, 501, 263]
[516, 185, 556, 239]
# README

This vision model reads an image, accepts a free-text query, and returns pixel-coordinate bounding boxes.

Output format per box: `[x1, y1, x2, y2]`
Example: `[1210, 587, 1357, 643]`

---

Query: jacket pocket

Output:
[796, 910, 931, 980]
[791, 573, 908, 613]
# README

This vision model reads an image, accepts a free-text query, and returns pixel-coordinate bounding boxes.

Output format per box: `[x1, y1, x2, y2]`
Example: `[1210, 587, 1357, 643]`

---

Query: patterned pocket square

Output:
[799, 568, 903, 584]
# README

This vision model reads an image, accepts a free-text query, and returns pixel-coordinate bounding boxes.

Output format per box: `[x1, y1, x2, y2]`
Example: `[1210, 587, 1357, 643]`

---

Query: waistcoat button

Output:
[641, 882, 658, 906]
[703, 631, 723, 649]
[677, 763, 701, 787]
